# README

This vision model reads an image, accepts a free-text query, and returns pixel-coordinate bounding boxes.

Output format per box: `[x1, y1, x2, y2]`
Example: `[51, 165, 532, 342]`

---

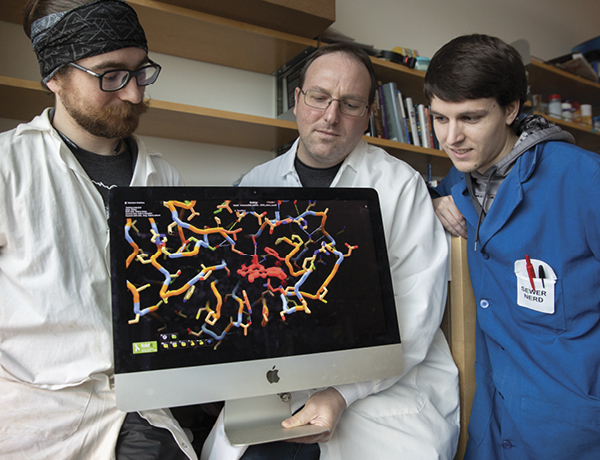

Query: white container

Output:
[581, 104, 592, 126]
[548, 94, 562, 118]
[561, 102, 572, 121]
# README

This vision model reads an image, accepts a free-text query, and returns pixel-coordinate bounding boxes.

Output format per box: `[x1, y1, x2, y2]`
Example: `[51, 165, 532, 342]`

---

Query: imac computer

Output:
[109, 186, 403, 446]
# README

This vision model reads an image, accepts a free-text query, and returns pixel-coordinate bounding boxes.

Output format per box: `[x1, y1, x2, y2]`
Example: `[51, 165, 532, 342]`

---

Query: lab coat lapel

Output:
[475, 149, 538, 249]
[477, 172, 523, 248]
[450, 159, 526, 250]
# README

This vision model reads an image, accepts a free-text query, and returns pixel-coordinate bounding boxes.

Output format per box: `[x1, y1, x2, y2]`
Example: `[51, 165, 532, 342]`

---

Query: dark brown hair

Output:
[424, 34, 527, 112]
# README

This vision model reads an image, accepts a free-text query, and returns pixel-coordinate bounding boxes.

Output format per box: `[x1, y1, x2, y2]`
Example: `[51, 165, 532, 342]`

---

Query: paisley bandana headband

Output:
[31, 0, 148, 83]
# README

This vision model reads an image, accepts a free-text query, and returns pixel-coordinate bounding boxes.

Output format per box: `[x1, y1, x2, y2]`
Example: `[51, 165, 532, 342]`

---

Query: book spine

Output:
[367, 111, 375, 137]
[378, 83, 389, 139]
[405, 97, 420, 147]
[428, 107, 441, 150]
[397, 90, 410, 143]
[425, 106, 435, 148]
[372, 87, 384, 138]
[382, 82, 403, 143]
[417, 104, 429, 148]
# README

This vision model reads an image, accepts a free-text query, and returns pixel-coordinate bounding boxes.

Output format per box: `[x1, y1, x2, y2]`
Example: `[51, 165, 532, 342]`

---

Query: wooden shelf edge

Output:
[0, 76, 299, 150]
[364, 135, 452, 177]
[365, 135, 449, 158]
[529, 58, 600, 90]
[371, 57, 426, 79]
[128, 0, 317, 74]
[147, 98, 297, 130]
[370, 57, 428, 105]
[129, 0, 316, 46]
[158, 0, 335, 40]
[537, 111, 600, 136]
[0, 75, 455, 165]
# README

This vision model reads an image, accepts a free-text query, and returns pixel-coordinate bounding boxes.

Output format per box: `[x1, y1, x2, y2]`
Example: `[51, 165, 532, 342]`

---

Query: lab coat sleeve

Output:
[333, 171, 449, 407]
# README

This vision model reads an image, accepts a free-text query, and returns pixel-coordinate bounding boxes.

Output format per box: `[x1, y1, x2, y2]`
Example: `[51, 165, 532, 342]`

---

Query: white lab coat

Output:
[0, 109, 197, 460]
[201, 139, 460, 460]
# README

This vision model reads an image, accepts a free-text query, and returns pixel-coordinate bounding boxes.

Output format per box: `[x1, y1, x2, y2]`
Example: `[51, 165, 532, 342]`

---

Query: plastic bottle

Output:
[581, 104, 592, 126]
[561, 102, 573, 121]
[565, 98, 581, 123]
[548, 94, 562, 118]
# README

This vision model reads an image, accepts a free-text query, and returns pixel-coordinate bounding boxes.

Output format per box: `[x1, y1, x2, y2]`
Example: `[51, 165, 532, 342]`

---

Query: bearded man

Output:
[0, 1, 196, 458]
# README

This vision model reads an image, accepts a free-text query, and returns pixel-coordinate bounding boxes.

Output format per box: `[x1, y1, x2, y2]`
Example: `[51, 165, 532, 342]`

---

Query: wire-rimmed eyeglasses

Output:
[68, 59, 161, 92]
[300, 89, 369, 117]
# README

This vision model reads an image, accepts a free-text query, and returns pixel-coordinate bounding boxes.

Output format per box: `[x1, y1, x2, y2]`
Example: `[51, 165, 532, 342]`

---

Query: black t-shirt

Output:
[294, 155, 342, 187]
[57, 131, 138, 215]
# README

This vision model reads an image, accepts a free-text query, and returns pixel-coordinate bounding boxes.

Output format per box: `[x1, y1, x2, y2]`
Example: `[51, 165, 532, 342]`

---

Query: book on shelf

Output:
[363, 85, 440, 151]
[405, 97, 420, 147]
[396, 90, 410, 143]
[381, 82, 405, 143]
[378, 82, 389, 140]
[417, 104, 430, 148]
[425, 106, 435, 149]
[428, 108, 441, 150]
[371, 86, 385, 138]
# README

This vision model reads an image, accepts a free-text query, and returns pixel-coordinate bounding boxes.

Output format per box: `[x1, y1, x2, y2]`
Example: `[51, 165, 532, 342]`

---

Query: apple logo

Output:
[266, 366, 280, 384]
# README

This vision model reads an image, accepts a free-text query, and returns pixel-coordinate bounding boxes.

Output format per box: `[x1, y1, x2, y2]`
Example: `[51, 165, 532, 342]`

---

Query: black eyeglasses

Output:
[68, 59, 161, 92]
[300, 89, 369, 117]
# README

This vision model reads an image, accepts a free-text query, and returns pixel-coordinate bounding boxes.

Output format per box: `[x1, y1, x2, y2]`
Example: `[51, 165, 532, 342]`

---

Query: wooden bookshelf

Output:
[536, 112, 600, 153]
[0, 0, 452, 172]
[366, 136, 451, 177]
[0, 76, 298, 150]
[527, 58, 600, 152]
[0, 0, 317, 76]
[158, 0, 335, 40]
[371, 57, 429, 105]
[0, 75, 452, 173]
[527, 58, 600, 109]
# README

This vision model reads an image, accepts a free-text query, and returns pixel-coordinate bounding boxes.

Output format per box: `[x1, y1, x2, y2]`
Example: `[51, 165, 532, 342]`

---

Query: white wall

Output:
[1, 0, 599, 184]
[333, 0, 600, 61]
[0, 20, 276, 186]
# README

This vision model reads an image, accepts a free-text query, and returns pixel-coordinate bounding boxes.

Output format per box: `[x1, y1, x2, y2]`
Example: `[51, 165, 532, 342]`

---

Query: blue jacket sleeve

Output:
[431, 166, 464, 198]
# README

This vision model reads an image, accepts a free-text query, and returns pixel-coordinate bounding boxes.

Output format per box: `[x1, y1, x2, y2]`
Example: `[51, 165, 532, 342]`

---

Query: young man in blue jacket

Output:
[426, 34, 600, 460]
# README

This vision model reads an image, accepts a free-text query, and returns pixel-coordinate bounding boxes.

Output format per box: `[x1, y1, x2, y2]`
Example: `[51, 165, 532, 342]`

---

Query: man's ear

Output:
[505, 100, 520, 125]
[293, 87, 301, 117]
[45, 75, 61, 94]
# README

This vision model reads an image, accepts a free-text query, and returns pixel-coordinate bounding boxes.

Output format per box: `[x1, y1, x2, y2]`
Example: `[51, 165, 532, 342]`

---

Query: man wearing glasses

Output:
[201, 43, 460, 460]
[0, 1, 194, 459]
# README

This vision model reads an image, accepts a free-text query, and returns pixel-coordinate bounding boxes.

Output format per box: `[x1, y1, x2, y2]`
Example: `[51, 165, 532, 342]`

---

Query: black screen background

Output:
[110, 187, 399, 374]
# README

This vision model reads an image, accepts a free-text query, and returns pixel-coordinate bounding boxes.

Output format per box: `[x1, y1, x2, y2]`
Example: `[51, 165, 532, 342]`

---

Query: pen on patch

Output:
[525, 255, 536, 290]
[538, 265, 546, 288]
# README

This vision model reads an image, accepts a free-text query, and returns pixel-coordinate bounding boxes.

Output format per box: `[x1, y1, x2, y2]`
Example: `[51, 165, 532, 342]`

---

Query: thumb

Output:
[281, 408, 313, 428]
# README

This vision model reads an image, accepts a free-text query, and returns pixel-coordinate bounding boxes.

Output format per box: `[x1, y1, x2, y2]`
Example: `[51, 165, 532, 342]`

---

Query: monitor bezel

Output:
[109, 186, 402, 412]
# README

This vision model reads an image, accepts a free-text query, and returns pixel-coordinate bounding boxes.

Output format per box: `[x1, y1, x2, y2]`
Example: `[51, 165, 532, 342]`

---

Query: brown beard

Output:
[68, 100, 149, 139]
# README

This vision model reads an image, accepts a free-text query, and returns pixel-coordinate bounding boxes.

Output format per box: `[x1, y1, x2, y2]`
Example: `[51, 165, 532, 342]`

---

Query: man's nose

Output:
[446, 121, 465, 145]
[322, 99, 341, 124]
[117, 77, 144, 104]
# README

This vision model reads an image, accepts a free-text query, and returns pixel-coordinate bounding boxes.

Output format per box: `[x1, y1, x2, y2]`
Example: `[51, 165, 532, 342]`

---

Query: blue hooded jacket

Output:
[434, 118, 600, 459]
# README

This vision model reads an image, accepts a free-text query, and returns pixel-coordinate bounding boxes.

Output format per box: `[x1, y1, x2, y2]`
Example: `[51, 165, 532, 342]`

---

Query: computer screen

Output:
[109, 186, 403, 444]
